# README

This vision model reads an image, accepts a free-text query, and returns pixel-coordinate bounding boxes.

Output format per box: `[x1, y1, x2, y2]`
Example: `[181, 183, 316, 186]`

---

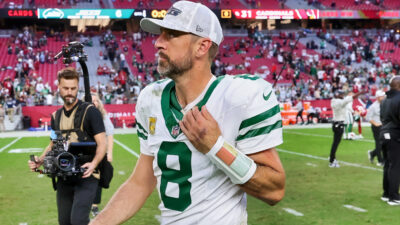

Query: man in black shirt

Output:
[29, 67, 106, 224]
[380, 75, 400, 206]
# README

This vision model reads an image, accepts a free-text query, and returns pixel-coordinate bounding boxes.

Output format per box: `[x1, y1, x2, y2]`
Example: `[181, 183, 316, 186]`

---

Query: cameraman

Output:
[28, 67, 106, 225]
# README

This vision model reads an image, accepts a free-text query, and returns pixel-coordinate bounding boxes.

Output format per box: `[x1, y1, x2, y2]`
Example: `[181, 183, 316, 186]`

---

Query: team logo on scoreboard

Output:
[221, 10, 232, 19]
[42, 8, 64, 19]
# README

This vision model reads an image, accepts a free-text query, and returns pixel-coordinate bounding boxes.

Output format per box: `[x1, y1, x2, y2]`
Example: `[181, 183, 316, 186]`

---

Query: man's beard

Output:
[62, 95, 77, 106]
[157, 51, 193, 79]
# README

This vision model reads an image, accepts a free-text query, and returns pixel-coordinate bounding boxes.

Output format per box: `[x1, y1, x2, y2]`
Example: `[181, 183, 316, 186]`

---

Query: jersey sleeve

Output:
[135, 86, 152, 156]
[234, 78, 283, 154]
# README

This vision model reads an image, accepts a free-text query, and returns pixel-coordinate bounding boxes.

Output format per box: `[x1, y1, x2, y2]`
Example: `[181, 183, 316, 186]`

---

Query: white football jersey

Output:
[136, 75, 283, 225]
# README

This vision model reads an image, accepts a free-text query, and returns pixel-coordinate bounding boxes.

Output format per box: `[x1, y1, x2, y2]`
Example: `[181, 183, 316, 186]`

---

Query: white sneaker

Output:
[358, 134, 364, 139]
[376, 162, 384, 167]
[387, 199, 400, 206]
[329, 159, 340, 168]
[381, 196, 389, 202]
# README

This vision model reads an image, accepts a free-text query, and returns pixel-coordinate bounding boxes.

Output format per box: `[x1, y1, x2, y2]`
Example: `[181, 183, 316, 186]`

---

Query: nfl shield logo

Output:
[171, 125, 180, 137]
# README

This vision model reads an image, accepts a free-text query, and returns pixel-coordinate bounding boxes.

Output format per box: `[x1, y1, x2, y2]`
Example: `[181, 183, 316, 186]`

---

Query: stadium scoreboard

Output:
[1, 8, 400, 20]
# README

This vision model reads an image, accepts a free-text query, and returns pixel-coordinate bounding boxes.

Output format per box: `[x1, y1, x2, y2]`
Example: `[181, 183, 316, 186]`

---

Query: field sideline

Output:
[0, 125, 397, 225]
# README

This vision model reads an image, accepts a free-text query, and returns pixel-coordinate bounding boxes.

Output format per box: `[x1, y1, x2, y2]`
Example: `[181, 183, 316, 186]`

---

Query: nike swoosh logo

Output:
[263, 91, 272, 101]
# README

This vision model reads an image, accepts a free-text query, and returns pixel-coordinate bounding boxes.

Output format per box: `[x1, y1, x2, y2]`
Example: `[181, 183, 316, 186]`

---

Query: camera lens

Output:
[59, 158, 71, 167]
[57, 152, 76, 172]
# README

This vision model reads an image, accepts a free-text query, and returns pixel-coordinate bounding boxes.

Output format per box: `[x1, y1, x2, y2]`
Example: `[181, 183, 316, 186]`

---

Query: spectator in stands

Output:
[104, 91, 113, 104]
[5, 96, 16, 123]
[0, 104, 4, 132]
[119, 53, 126, 70]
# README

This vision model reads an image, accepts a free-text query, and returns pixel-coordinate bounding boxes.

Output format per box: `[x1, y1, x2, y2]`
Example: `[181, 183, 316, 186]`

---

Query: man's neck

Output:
[173, 67, 213, 109]
[64, 99, 79, 111]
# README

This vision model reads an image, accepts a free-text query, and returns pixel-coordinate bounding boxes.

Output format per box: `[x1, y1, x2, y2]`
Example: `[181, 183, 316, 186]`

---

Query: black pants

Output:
[370, 125, 383, 163]
[57, 176, 98, 225]
[93, 185, 102, 205]
[382, 136, 400, 200]
[330, 121, 344, 163]
[296, 109, 304, 123]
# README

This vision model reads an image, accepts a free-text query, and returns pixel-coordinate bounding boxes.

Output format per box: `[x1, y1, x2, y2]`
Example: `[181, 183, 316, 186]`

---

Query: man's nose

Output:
[155, 32, 166, 50]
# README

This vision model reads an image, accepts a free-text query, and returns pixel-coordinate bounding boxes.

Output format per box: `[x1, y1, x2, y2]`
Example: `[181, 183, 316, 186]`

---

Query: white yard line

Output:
[343, 204, 367, 212]
[277, 149, 383, 172]
[283, 131, 374, 143]
[0, 137, 22, 153]
[114, 138, 139, 158]
[306, 162, 318, 167]
[283, 208, 304, 216]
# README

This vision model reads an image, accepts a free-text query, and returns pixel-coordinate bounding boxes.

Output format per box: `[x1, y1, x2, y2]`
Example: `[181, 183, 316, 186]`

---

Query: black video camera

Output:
[37, 132, 96, 178]
[54, 41, 88, 64]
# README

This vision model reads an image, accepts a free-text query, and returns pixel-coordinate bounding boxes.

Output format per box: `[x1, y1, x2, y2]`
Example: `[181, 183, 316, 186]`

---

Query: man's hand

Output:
[28, 156, 42, 172]
[179, 106, 221, 154]
[81, 162, 97, 178]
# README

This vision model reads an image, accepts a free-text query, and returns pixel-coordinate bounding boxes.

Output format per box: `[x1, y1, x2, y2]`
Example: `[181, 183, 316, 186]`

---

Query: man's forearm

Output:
[39, 143, 53, 162]
[90, 179, 152, 225]
[90, 154, 156, 225]
[107, 135, 113, 155]
[239, 149, 285, 205]
[93, 133, 107, 166]
[240, 164, 285, 205]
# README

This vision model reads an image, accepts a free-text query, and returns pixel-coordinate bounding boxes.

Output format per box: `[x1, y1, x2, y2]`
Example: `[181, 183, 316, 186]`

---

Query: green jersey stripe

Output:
[239, 104, 280, 130]
[196, 76, 225, 107]
[236, 120, 282, 141]
[136, 121, 148, 134]
[161, 76, 225, 139]
[137, 129, 148, 140]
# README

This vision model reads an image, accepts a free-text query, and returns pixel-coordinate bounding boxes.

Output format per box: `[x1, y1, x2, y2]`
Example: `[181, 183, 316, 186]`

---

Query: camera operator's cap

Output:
[376, 90, 386, 98]
[140, 0, 223, 46]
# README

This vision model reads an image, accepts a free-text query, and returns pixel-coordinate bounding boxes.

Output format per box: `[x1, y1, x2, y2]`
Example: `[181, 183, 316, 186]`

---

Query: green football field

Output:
[0, 127, 397, 225]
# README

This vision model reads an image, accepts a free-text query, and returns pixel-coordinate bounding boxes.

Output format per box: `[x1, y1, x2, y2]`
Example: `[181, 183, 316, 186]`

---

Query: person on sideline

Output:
[366, 90, 385, 166]
[90, 93, 114, 217]
[28, 67, 106, 224]
[380, 76, 400, 205]
[329, 90, 363, 168]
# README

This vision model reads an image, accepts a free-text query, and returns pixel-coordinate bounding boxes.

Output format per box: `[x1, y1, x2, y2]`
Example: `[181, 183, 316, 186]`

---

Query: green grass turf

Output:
[0, 128, 396, 225]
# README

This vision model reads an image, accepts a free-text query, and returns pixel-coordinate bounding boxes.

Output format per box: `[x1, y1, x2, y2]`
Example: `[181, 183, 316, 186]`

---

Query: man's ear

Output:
[195, 38, 212, 59]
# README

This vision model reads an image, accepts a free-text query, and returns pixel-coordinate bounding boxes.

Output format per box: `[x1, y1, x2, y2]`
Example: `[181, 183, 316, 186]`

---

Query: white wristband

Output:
[206, 136, 257, 184]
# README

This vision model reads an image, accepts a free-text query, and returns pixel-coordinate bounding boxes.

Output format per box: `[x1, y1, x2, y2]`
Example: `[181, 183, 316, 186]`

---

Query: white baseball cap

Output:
[140, 0, 223, 46]
[375, 90, 386, 98]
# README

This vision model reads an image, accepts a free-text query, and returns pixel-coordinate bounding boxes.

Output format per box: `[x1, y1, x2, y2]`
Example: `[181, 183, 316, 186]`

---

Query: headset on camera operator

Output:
[28, 67, 106, 225]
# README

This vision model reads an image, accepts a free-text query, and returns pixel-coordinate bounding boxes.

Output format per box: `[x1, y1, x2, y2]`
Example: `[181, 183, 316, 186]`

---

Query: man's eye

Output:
[167, 32, 177, 38]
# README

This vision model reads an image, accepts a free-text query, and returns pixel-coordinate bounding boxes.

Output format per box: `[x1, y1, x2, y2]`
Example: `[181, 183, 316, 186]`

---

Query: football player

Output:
[91, 1, 285, 224]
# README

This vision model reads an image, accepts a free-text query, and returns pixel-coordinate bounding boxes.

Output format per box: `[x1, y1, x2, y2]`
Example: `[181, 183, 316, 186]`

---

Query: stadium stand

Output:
[34, 0, 74, 8]
[0, 0, 24, 8]
[320, 0, 380, 10]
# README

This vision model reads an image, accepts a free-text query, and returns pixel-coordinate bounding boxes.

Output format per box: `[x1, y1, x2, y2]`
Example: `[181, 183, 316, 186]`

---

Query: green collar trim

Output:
[161, 76, 225, 138]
